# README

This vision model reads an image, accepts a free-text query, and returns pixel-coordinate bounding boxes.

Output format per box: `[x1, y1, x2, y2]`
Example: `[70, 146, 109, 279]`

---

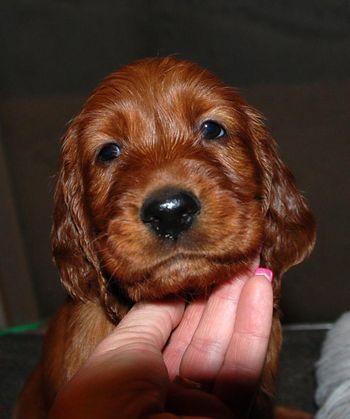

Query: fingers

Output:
[163, 299, 206, 379]
[177, 260, 260, 384]
[178, 272, 249, 383]
[213, 273, 273, 413]
[50, 300, 185, 419]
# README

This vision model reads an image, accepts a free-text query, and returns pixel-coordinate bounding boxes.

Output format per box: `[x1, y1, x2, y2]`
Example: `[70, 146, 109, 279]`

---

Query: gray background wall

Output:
[0, 0, 349, 325]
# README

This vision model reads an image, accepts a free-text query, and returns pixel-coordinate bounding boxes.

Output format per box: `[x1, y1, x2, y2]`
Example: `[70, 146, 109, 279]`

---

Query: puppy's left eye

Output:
[200, 120, 226, 140]
[97, 143, 122, 163]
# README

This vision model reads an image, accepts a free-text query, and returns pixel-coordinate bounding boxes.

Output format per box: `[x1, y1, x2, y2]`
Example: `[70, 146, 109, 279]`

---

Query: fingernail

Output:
[254, 267, 274, 282]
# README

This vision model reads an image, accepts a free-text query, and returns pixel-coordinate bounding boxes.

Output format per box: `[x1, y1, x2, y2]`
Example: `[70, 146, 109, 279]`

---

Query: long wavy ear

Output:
[51, 122, 103, 302]
[52, 121, 129, 322]
[245, 106, 316, 278]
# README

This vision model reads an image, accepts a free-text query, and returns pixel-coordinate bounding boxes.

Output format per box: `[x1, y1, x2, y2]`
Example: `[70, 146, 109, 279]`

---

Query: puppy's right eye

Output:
[97, 143, 121, 163]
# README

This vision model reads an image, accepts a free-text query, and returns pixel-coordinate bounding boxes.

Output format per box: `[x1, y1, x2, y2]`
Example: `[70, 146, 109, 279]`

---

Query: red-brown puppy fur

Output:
[16, 57, 315, 418]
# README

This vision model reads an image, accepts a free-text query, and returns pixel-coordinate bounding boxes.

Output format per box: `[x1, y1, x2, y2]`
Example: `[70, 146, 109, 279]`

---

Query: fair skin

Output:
[50, 262, 273, 419]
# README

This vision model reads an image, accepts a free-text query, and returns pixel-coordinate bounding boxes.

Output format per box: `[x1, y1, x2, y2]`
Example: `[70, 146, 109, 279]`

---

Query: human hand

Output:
[49, 263, 273, 419]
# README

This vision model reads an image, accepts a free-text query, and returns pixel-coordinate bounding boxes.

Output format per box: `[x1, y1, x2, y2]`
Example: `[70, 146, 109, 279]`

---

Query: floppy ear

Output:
[51, 123, 103, 301]
[245, 106, 316, 277]
[52, 121, 129, 322]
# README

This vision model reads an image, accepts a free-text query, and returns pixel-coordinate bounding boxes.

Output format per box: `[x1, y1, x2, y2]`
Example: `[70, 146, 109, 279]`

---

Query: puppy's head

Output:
[52, 57, 315, 320]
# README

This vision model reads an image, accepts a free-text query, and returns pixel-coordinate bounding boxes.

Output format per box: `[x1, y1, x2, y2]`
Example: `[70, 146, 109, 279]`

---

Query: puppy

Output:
[16, 57, 315, 418]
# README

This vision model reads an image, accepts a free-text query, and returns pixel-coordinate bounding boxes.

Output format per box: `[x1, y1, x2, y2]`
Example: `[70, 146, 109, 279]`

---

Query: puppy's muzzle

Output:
[140, 188, 201, 240]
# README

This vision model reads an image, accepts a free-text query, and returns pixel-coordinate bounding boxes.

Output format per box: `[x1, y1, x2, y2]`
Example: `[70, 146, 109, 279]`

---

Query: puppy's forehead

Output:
[83, 58, 244, 136]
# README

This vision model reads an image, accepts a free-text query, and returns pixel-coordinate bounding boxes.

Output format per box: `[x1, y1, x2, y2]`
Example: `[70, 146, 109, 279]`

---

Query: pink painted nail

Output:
[254, 268, 274, 282]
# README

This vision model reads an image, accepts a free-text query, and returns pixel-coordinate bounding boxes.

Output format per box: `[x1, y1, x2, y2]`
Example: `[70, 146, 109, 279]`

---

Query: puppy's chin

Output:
[118, 254, 255, 302]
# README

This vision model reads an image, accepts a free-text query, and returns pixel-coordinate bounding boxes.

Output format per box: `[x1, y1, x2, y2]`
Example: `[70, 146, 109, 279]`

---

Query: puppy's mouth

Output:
[114, 250, 256, 302]
[129, 253, 207, 282]
[152, 251, 251, 274]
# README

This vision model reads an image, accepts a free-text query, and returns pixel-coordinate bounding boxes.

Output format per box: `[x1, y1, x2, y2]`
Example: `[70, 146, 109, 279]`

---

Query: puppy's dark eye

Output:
[97, 143, 121, 162]
[200, 120, 226, 140]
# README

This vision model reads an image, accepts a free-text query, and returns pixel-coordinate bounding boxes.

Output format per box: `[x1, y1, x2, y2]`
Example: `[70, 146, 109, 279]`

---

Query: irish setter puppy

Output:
[16, 57, 315, 418]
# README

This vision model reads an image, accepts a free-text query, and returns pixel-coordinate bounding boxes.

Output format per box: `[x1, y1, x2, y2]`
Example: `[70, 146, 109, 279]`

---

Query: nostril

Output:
[140, 188, 201, 240]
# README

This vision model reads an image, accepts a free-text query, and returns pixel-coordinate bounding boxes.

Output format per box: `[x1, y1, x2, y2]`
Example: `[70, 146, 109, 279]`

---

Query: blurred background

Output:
[0, 0, 349, 328]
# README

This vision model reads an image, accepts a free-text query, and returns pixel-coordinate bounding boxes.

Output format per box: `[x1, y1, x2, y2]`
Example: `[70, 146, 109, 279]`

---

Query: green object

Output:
[0, 319, 48, 336]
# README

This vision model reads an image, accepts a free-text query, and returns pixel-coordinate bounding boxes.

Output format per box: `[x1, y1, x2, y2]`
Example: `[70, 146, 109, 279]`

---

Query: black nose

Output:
[140, 188, 201, 240]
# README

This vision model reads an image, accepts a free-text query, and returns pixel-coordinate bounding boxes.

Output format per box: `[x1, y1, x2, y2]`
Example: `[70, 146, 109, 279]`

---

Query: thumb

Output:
[94, 300, 185, 356]
[50, 300, 185, 419]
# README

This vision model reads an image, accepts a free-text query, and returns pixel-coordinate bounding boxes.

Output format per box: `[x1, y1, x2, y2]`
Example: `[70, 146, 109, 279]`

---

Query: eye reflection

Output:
[200, 120, 226, 140]
[97, 143, 122, 163]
